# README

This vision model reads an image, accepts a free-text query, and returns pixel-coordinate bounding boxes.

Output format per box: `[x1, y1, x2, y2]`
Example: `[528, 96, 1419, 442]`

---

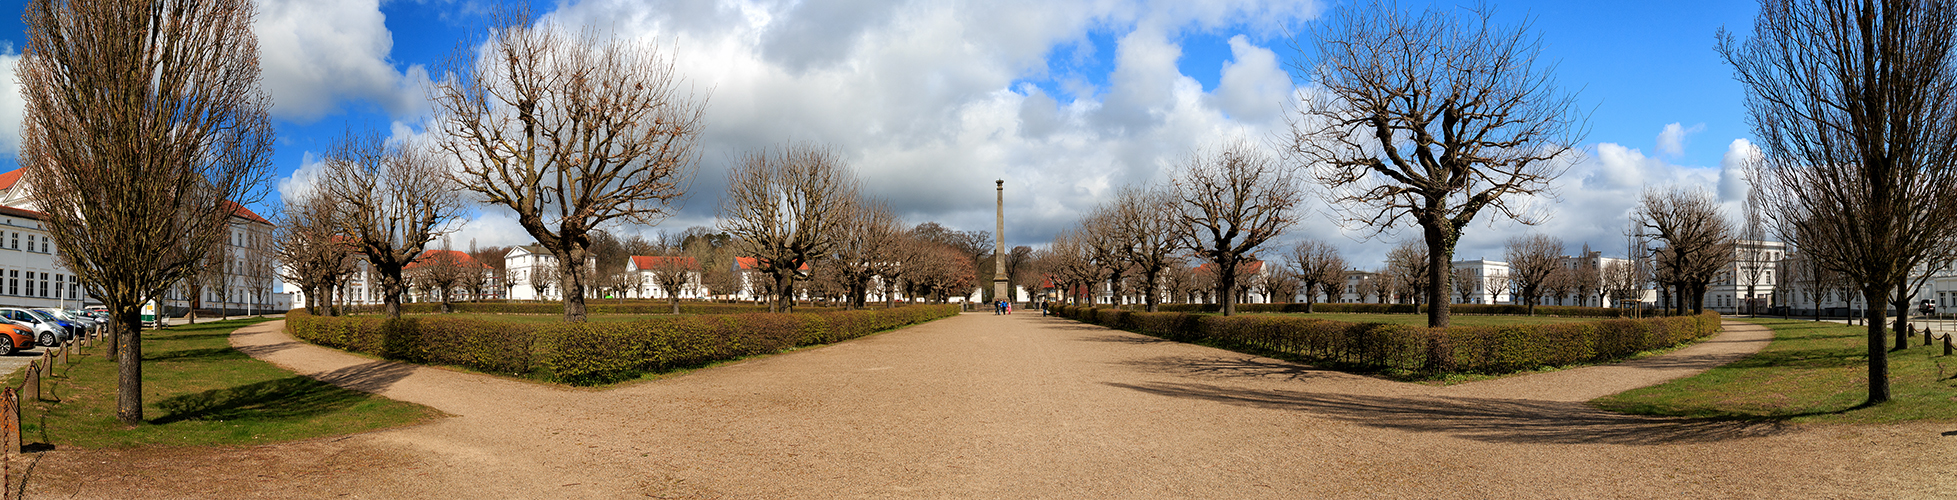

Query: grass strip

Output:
[1, 318, 444, 448]
[1594, 318, 1957, 424]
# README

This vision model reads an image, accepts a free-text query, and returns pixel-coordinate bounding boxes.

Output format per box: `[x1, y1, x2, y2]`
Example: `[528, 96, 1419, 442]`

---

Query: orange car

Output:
[0, 324, 32, 356]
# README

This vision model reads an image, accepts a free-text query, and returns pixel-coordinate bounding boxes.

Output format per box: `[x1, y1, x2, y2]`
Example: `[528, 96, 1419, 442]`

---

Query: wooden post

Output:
[1945, 334, 1953, 357]
[21, 364, 37, 403]
[60, 341, 69, 366]
[36, 353, 49, 378]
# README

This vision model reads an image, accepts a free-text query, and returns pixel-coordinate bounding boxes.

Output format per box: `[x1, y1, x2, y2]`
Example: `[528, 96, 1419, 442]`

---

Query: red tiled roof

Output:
[631, 255, 698, 271]
[0, 169, 22, 191]
[222, 200, 271, 225]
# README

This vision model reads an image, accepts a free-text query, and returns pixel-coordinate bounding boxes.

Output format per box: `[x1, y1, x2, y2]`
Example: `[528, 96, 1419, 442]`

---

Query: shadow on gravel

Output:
[309, 361, 417, 393]
[1120, 356, 1333, 382]
[153, 376, 371, 424]
[234, 340, 305, 358]
[1107, 381, 1789, 445]
[1077, 333, 1172, 345]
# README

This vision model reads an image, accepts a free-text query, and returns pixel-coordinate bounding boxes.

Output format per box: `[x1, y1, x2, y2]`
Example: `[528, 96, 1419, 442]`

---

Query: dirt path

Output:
[21, 314, 1957, 498]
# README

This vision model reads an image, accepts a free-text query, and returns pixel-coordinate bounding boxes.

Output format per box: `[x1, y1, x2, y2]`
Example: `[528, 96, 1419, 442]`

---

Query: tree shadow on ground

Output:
[307, 360, 417, 393]
[143, 347, 247, 363]
[1076, 333, 1172, 345]
[1721, 348, 1865, 369]
[1105, 381, 1790, 445]
[233, 340, 305, 358]
[1119, 355, 1335, 382]
[152, 376, 374, 424]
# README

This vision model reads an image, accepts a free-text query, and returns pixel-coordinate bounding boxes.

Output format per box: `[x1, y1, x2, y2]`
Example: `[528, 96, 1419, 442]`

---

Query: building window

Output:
[10, 232, 16, 250]
[41, 273, 49, 298]
[41, 237, 48, 254]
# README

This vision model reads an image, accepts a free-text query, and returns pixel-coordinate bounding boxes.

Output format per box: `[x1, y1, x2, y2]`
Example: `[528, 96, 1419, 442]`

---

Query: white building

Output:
[628, 255, 704, 300]
[0, 205, 92, 309]
[504, 245, 596, 301]
[1698, 240, 1787, 314]
[1449, 259, 1511, 305]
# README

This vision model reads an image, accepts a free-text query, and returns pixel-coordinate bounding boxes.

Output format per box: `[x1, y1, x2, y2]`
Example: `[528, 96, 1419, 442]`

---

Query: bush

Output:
[1150, 302, 1641, 318]
[286, 304, 960, 386]
[1048, 304, 1721, 375]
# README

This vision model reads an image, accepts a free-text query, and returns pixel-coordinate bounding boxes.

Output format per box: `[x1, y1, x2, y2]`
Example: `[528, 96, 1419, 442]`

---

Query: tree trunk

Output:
[561, 251, 590, 322]
[1217, 258, 1238, 316]
[116, 305, 143, 425]
[380, 270, 405, 319]
[1863, 286, 1892, 405]
[774, 270, 795, 313]
[1143, 270, 1160, 313]
[1424, 228, 1454, 328]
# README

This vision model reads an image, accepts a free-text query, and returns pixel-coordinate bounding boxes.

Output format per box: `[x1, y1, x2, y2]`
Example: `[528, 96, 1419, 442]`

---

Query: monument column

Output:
[994, 180, 1009, 303]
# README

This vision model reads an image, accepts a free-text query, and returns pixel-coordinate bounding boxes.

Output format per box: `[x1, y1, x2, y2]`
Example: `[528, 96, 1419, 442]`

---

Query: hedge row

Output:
[329, 301, 832, 316]
[286, 304, 959, 385]
[1052, 304, 1721, 375]
[1150, 302, 1642, 318]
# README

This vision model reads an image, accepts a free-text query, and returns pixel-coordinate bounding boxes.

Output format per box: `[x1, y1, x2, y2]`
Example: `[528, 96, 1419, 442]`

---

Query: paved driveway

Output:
[17, 313, 1957, 499]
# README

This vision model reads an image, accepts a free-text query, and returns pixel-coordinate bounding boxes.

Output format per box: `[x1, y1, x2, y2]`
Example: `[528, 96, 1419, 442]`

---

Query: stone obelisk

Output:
[994, 180, 1009, 303]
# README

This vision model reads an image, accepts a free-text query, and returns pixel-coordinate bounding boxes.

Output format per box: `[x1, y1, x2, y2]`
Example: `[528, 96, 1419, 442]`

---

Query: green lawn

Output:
[1269, 312, 1610, 327]
[3, 318, 445, 448]
[1594, 318, 1957, 424]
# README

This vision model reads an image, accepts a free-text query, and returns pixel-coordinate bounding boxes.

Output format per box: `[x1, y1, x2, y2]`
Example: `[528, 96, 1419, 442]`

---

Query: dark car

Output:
[1921, 300, 1937, 316]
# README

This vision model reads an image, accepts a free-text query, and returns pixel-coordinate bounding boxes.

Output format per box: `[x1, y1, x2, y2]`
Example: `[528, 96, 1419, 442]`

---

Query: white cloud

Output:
[1655, 122, 1704, 158]
[255, 0, 429, 121]
[0, 47, 21, 159]
[530, 0, 1322, 245]
[1210, 35, 1292, 124]
[1718, 138, 1762, 201]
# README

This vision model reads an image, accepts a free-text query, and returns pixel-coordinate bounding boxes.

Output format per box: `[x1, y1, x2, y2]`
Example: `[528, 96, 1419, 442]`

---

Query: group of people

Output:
[992, 300, 1054, 316]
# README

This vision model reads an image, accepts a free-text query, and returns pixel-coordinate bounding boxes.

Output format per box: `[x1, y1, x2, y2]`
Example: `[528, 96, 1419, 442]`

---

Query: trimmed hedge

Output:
[331, 301, 834, 316]
[286, 304, 958, 385]
[1151, 302, 1641, 318]
[1052, 304, 1721, 375]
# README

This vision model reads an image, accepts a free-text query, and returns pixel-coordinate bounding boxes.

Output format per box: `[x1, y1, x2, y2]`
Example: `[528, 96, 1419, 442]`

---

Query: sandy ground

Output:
[13, 313, 1957, 499]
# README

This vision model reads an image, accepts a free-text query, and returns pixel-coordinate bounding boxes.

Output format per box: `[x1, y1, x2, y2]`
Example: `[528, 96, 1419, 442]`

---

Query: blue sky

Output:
[0, 0, 1763, 267]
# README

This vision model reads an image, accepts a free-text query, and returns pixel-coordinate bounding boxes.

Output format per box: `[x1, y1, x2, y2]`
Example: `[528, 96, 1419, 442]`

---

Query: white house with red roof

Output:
[503, 244, 597, 301]
[403, 249, 500, 303]
[0, 167, 282, 314]
[626, 255, 703, 300]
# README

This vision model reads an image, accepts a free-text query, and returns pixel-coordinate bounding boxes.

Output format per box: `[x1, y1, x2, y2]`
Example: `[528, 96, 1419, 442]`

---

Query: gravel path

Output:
[19, 313, 1957, 499]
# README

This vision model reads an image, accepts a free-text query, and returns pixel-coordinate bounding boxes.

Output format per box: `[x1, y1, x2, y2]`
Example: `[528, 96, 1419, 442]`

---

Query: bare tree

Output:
[830, 200, 904, 310]
[1541, 266, 1576, 307]
[1384, 240, 1430, 305]
[1288, 3, 1583, 327]
[1452, 267, 1479, 304]
[1723, 0, 1957, 404]
[1483, 272, 1512, 306]
[321, 133, 464, 319]
[1289, 239, 1346, 312]
[20, 0, 275, 425]
[432, 7, 706, 322]
[1635, 188, 1734, 316]
[719, 144, 859, 312]
[1735, 186, 1771, 316]
[644, 254, 699, 314]
[1506, 234, 1563, 315]
[1356, 272, 1385, 304]
[1570, 245, 1602, 308]
[1600, 259, 1636, 310]
[409, 239, 473, 313]
[1170, 141, 1303, 315]
[1104, 187, 1181, 311]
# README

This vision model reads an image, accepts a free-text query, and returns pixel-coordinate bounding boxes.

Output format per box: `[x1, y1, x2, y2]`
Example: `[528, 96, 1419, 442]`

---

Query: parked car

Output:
[0, 308, 73, 347]
[0, 323, 32, 356]
[1920, 300, 1936, 316]
[38, 308, 97, 334]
